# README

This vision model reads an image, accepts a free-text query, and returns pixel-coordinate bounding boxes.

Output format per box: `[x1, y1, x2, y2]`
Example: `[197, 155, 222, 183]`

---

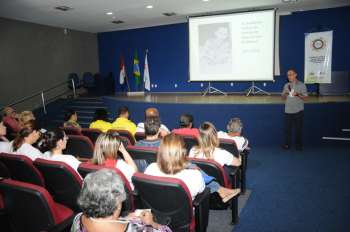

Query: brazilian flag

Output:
[133, 51, 141, 87]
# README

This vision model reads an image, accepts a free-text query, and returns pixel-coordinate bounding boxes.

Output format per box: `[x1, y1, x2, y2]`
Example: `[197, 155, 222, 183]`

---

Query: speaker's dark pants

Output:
[284, 111, 304, 148]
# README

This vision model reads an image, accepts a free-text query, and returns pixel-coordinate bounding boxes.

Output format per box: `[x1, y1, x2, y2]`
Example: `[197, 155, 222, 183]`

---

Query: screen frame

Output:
[188, 9, 276, 82]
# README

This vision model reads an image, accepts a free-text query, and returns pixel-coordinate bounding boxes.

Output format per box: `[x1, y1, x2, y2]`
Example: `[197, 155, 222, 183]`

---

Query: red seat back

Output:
[34, 158, 83, 211]
[81, 128, 102, 144]
[126, 145, 158, 165]
[188, 157, 232, 188]
[108, 129, 135, 145]
[61, 126, 83, 136]
[132, 172, 195, 232]
[219, 139, 239, 157]
[0, 153, 45, 186]
[78, 162, 135, 212]
[134, 132, 145, 141]
[0, 179, 73, 232]
[179, 135, 199, 152]
[65, 135, 94, 159]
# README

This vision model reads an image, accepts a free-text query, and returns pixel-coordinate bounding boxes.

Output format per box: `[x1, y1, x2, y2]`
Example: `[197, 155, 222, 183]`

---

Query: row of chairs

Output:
[0, 153, 213, 232]
[0, 148, 243, 232]
[63, 127, 249, 194]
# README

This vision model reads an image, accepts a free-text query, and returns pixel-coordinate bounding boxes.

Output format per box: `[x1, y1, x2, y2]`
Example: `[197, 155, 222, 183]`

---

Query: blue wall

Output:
[98, 6, 350, 93]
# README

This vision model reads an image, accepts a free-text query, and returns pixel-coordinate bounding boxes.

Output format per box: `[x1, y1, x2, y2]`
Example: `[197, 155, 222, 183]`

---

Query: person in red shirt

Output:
[172, 114, 200, 138]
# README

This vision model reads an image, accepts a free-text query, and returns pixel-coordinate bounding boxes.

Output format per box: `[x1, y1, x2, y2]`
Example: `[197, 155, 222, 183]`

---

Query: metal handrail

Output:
[0, 79, 77, 114]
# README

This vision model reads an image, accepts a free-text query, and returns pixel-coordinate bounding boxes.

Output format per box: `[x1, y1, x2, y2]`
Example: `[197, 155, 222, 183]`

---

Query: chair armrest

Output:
[224, 165, 240, 188]
[193, 187, 210, 232]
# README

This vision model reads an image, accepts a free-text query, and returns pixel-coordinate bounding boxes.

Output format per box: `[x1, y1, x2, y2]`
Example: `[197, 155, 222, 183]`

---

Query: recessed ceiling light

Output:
[146, 5, 153, 9]
[106, 12, 113, 15]
[202, 0, 210, 2]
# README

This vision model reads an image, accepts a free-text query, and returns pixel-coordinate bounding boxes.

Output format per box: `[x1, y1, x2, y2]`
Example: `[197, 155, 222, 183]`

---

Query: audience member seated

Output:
[2, 106, 21, 133]
[92, 133, 138, 189]
[135, 117, 162, 147]
[72, 169, 171, 232]
[111, 106, 137, 135]
[172, 114, 200, 138]
[89, 109, 112, 132]
[41, 128, 81, 174]
[136, 107, 169, 137]
[189, 122, 241, 167]
[63, 109, 81, 128]
[18, 110, 35, 128]
[218, 117, 249, 152]
[10, 120, 48, 160]
[145, 134, 205, 199]
[0, 115, 11, 153]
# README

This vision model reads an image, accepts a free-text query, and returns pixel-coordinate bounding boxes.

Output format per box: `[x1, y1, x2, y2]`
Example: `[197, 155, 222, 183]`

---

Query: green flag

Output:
[133, 51, 141, 86]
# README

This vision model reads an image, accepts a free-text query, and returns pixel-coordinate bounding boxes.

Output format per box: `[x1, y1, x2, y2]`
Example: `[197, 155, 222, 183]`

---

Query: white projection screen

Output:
[189, 10, 275, 81]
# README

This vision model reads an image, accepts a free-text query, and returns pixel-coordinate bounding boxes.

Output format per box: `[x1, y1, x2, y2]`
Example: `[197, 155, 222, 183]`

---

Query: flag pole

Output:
[143, 49, 149, 92]
[125, 69, 130, 92]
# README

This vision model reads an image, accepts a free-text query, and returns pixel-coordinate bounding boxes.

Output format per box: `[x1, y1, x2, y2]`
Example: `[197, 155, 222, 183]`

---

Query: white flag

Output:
[144, 52, 151, 91]
[119, 56, 126, 85]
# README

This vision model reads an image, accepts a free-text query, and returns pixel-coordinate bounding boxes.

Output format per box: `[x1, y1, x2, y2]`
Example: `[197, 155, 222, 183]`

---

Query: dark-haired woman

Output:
[63, 109, 81, 128]
[89, 109, 112, 133]
[10, 120, 47, 160]
[42, 128, 81, 174]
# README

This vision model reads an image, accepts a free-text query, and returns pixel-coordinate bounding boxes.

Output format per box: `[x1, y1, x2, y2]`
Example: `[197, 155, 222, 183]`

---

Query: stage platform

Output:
[102, 94, 350, 146]
[109, 93, 350, 104]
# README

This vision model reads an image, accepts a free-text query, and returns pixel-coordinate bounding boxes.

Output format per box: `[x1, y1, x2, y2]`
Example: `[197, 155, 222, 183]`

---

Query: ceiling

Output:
[0, 0, 349, 33]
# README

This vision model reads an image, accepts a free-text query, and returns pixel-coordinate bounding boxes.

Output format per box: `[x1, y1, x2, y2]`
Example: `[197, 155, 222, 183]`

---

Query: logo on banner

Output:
[311, 37, 326, 51]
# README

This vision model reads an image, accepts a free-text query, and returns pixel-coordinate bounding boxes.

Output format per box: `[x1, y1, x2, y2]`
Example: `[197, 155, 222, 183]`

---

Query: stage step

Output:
[44, 96, 109, 129]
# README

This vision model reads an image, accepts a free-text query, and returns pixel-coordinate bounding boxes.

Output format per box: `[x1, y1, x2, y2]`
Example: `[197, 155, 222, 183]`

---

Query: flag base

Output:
[127, 91, 145, 96]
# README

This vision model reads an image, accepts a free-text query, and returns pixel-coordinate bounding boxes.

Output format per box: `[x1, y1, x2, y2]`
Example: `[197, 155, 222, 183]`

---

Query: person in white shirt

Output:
[136, 108, 169, 137]
[92, 133, 138, 190]
[189, 122, 241, 167]
[145, 133, 205, 200]
[41, 128, 81, 176]
[10, 120, 47, 161]
[218, 117, 249, 152]
[0, 115, 11, 153]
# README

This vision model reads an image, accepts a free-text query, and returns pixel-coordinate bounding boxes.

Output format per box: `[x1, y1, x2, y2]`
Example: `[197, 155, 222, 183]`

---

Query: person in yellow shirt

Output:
[89, 109, 112, 133]
[111, 106, 137, 135]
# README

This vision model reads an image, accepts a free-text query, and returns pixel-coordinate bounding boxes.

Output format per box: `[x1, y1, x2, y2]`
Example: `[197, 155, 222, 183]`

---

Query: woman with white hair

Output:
[218, 117, 249, 152]
[71, 169, 171, 232]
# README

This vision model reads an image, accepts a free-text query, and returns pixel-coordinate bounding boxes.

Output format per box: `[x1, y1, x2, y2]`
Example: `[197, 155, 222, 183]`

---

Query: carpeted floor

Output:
[232, 143, 350, 232]
[208, 190, 252, 232]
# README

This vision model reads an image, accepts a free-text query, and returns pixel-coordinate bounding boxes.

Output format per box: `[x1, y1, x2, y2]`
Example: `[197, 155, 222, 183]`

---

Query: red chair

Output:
[219, 139, 239, 157]
[78, 162, 135, 212]
[0, 153, 45, 187]
[219, 138, 248, 194]
[81, 128, 102, 144]
[188, 157, 240, 224]
[134, 132, 145, 141]
[0, 179, 74, 232]
[65, 135, 94, 159]
[108, 129, 136, 145]
[0, 160, 10, 178]
[126, 145, 158, 165]
[34, 158, 83, 212]
[61, 126, 83, 136]
[132, 172, 210, 232]
[179, 135, 199, 152]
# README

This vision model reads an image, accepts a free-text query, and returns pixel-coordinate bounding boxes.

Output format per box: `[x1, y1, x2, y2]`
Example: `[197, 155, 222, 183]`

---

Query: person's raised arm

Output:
[118, 142, 138, 172]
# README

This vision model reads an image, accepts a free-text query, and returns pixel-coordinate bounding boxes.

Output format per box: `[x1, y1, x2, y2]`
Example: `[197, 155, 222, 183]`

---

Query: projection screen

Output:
[189, 10, 275, 81]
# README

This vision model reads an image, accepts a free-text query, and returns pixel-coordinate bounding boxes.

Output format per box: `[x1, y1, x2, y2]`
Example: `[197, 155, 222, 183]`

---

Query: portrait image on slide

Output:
[198, 23, 232, 75]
